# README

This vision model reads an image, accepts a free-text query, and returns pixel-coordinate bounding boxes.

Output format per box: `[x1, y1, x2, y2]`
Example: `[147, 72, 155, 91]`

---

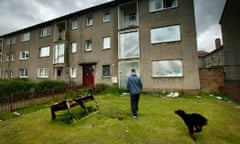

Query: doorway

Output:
[82, 64, 95, 88]
[55, 67, 63, 80]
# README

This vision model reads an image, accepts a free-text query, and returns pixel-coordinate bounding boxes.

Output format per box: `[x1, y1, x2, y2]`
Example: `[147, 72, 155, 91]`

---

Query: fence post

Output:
[52, 88, 55, 100]
[9, 93, 13, 112]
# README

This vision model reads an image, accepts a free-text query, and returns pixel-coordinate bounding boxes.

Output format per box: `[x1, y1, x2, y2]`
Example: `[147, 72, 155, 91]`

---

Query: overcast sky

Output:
[0, 0, 226, 52]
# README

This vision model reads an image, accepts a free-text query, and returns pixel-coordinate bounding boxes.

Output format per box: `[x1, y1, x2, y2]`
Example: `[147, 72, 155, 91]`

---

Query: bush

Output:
[0, 79, 66, 97]
[35, 80, 66, 91]
[94, 84, 127, 95]
[0, 78, 36, 97]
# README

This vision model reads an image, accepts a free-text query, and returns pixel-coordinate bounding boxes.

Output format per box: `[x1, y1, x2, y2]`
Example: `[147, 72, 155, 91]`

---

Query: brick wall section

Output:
[199, 67, 224, 92]
[219, 86, 240, 102]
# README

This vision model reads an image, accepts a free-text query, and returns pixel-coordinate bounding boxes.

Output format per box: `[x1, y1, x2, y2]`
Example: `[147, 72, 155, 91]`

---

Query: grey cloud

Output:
[195, 0, 226, 34]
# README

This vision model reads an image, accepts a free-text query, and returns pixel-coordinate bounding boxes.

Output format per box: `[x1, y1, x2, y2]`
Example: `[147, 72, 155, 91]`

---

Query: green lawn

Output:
[0, 93, 240, 144]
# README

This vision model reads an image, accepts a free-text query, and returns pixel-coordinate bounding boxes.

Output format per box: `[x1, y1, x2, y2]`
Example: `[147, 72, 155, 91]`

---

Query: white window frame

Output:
[21, 32, 30, 42]
[152, 60, 183, 77]
[0, 55, 2, 65]
[70, 67, 77, 78]
[103, 11, 111, 22]
[19, 68, 28, 78]
[71, 19, 78, 30]
[20, 51, 29, 60]
[40, 46, 50, 57]
[6, 54, 9, 62]
[6, 39, 11, 45]
[151, 25, 181, 44]
[10, 53, 14, 61]
[71, 42, 77, 53]
[149, 0, 178, 12]
[40, 26, 51, 37]
[103, 37, 111, 49]
[85, 40, 93, 51]
[38, 68, 49, 78]
[7, 37, 16, 45]
[119, 30, 139, 59]
[86, 16, 93, 26]
[54, 44, 65, 64]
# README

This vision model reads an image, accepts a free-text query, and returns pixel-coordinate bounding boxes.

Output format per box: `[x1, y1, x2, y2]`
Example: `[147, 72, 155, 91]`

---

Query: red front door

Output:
[83, 65, 95, 88]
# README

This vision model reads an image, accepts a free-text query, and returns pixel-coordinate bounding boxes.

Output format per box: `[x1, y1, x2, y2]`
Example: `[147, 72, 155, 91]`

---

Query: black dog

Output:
[174, 109, 207, 141]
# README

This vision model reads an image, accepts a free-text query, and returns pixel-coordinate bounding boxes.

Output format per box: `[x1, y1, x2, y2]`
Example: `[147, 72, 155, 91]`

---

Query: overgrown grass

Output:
[0, 93, 240, 144]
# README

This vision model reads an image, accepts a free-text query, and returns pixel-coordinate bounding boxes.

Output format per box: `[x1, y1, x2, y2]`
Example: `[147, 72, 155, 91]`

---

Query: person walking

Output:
[127, 68, 143, 119]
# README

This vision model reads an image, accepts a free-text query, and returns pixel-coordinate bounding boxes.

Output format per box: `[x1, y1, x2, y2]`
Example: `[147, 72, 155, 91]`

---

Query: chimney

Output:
[215, 38, 221, 49]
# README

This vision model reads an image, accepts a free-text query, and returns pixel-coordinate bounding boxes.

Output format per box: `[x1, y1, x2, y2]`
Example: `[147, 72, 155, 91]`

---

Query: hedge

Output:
[0, 78, 66, 97]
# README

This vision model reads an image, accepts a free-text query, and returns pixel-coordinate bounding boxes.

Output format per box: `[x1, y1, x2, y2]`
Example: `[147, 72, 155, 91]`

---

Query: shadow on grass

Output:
[51, 106, 98, 124]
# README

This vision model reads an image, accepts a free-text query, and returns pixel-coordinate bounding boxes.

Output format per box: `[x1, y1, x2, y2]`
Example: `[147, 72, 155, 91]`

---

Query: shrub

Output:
[0, 79, 66, 97]
[94, 83, 127, 95]
[35, 80, 66, 91]
[0, 78, 36, 97]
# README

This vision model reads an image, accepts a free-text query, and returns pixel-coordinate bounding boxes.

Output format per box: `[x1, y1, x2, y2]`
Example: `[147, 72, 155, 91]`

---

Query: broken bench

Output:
[50, 94, 98, 120]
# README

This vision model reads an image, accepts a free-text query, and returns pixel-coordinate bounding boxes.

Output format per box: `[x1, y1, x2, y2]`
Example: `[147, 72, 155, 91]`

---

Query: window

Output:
[119, 31, 139, 58]
[0, 40, 3, 52]
[40, 46, 50, 57]
[71, 42, 77, 53]
[128, 12, 137, 26]
[151, 25, 180, 44]
[40, 26, 51, 37]
[85, 40, 92, 51]
[5, 70, 13, 78]
[72, 19, 78, 30]
[11, 37, 16, 44]
[38, 68, 49, 78]
[54, 44, 64, 64]
[10, 53, 14, 61]
[5, 70, 8, 78]
[0, 55, 2, 65]
[102, 65, 111, 77]
[6, 37, 16, 45]
[103, 11, 111, 22]
[103, 37, 111, 49]
[6, 53, 15, 61]
[6, 54, 9, 62]
[19, 68, 28, 77]
[152, 60, 183, 77]
[70, 67, 77, 78]
[119, 61, 139, 88]
[21, 32, 30, 42]
[20, 51, 29, 60]
[86, 16, 93, 26]
[149, 0, 177, 12]
[6, 39, 11, 45]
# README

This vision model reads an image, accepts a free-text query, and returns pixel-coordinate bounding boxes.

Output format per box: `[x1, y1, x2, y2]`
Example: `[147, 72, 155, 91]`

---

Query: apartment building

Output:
[0, 0, 200, 92]
[219, 0, 240, 88]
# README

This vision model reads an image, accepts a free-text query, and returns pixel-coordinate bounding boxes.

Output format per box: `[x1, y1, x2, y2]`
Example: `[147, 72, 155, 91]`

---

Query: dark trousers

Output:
[130, 93, 140, 116]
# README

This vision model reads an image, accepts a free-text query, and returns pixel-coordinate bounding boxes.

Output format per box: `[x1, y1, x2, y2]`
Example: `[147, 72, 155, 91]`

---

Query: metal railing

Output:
[0, 87, 67, 112]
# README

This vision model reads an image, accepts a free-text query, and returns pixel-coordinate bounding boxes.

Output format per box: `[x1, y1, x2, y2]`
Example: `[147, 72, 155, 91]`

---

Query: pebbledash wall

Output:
[0, 0, 200, 92]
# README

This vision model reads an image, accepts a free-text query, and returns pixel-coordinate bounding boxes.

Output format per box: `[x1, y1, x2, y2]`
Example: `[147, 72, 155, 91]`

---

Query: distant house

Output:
[220, 0, 240, 88]
[0, 0, 200, 92]
[198, 39, 224, 68]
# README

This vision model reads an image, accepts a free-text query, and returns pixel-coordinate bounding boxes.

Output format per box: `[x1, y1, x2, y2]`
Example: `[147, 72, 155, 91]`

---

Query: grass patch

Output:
[0, 93, 240, 144]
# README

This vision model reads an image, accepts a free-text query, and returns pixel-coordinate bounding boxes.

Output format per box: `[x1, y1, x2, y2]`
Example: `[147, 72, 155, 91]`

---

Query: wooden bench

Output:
[50, 94, 98, 120]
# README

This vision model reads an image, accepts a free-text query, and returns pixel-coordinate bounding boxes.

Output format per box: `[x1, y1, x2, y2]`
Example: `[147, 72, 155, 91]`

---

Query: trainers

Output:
[132, 115, 137, 119]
